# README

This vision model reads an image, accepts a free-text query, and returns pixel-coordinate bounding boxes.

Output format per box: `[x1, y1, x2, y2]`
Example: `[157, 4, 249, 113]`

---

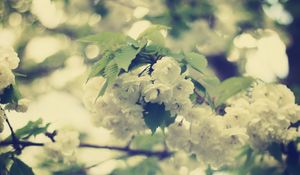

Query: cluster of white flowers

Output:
[84, 57, 194, 138]
[44, 130, 80, 164]
[166, 83, 300, 168]
[225, 83, 300, 149]
[0, 47, 20, 92]
[166, 106, 247, 168]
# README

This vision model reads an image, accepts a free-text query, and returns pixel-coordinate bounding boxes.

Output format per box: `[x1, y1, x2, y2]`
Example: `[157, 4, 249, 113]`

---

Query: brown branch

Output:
[0, 140, 173, 160]
[5, 116, 22, 154]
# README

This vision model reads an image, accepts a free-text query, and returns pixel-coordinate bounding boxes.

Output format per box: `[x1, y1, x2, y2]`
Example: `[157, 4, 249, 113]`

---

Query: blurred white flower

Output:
[16, 98, 31, 113]
[0, 47, 20, 69]
[0, 64, 15, 91]
[45, 129, 80, 164]
[245, 30, 289, 82]
[133, 6, 149, 19]
[31, 0, 65, 28]
[143, 82, 172, 103]
[152, 57, 181, 85]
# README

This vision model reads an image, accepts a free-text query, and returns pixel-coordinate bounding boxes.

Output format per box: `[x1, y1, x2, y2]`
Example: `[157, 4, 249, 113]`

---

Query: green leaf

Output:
[131, 133, 164, 150]
[96, 61, 120, 97]
[138, 25, 169, 46]
[87, 52, 112, 81]
[10, 158, 34, 175]
[96, 78, 108, 98]
[214, 76, 254, 106]
[0, 152, 12, 175]
[110, 158, 160, 175]
[79, 32, 129, 51]
[184, 52, 208, 73]
[114, 45, 140, 71]
[188, 67, 220, 106]
[0, 84, 22, 104]
[143, 103, 175, 134]
[104, 61, 119, 81]
[5, 119, 49, 141]
[267, 143, 283, 163]
[53, 165, 86, 175]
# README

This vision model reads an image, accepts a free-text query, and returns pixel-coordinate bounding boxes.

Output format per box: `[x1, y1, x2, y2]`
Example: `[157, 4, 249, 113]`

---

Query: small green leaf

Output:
[96, 61, 120, 97]
[131, 134, 164, 150]
[104, 61, 119, 81]
[143, 103, 175, 134]
[10, 158, 34, 175]
[268, 143, 283, 163]
[214, 76, 254, 106]
[0, 84, 22, 104]
[5, 119, 49, 141]
[114, 45, 140, 71]
[184, 52, 208, 73]
[0, 152, 12, 174]
[188, 67, 220, 98]
[110, 158, 161, 175]
[79, 32, 129, 51]
[87, 52, 112, 81]
[96, 78, 108, 98]
[138, 25, 169, 46]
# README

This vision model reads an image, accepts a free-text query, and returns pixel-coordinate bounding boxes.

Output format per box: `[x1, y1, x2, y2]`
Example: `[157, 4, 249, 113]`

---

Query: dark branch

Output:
[0, 140, 173, 160]
[5, 117, 22, 154]
[79, 143, 173, 160]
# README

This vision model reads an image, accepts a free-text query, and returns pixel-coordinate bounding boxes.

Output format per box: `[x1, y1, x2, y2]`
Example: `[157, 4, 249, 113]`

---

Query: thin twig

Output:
[0, 140, 173, 160]
[79, 143, 173, 160]
[5, 117, 22, 153]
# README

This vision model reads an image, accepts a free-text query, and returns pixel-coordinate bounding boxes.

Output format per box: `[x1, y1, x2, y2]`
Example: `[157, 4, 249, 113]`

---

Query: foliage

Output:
[143, 103, 175, 133]
[10, 158, 34, 175]
[5, 119, 50, 141]
[110, 158, 161, 175]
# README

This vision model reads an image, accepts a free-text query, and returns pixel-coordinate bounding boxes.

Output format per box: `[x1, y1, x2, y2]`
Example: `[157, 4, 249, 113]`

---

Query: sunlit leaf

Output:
[138, 25, 169, 46]
[5, 119, 49, 141]
[87, 52, 112, 81]
[96, 61, 120, 97]
[184, 52, 208, 73]
[110, 158, 161, 175]
[214, 76, 254, 106]
[79, 32, 129, 50]
[114, 45, 140, 71]
[131, 133, 164, 150]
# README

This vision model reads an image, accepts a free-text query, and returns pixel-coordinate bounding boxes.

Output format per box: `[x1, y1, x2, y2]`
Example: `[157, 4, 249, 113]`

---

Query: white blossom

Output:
[0, 47, 20, 70]
[189, 115, 246, 168]
[143, 82, 172, 103]
[166, 121, 191, 152]
[0, 64, 15, 91]
[44, 130, 80, 164]
[152, 57, 181, 85]
[16, 98, 30, 112]
[172, 78, 194, 99]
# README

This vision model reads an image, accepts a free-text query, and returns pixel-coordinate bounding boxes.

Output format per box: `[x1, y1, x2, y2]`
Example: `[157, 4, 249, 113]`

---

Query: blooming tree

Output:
[0, 24, 299, 175]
